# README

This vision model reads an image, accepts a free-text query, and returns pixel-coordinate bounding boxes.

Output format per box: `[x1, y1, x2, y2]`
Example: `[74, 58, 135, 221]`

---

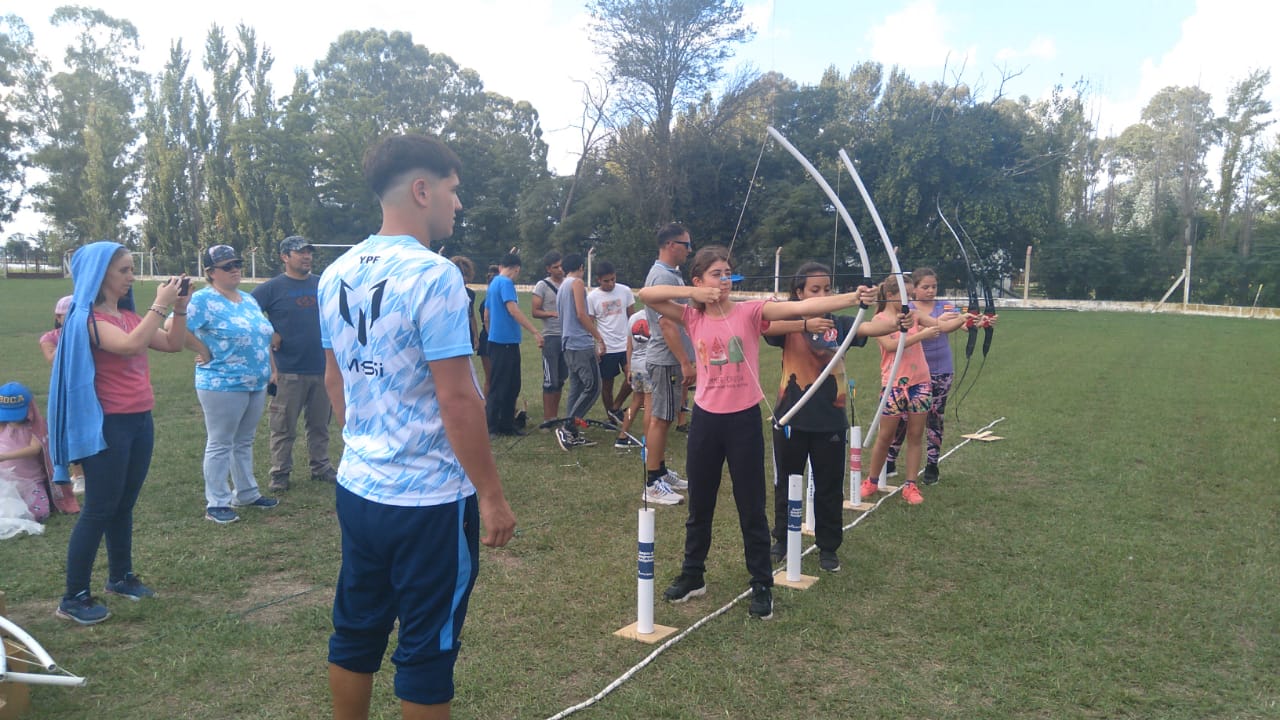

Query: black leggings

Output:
[682, 404, 772, 588]
[772, 427, 846, 552]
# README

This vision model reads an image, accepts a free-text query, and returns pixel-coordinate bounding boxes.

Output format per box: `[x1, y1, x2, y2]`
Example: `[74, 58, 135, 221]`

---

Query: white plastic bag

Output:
[0, 476, 44, 539]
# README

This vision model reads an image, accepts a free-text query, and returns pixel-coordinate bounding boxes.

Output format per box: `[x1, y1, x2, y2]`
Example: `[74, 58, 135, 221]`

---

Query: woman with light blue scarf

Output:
[183, 245, 278, 524]
[48, 242, 190, 625]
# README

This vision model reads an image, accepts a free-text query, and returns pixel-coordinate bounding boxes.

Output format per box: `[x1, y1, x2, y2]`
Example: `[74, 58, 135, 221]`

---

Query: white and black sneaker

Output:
[663, 573, 706, 602]
[662, 469, 688, 490]
[556, 427, 595, 450]
[614, 435, 641, 449]
[555, 427, 574, 451]
[642, 479, 684, 505]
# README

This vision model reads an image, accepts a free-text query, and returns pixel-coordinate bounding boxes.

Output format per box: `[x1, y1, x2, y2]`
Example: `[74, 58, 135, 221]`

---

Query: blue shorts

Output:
[599, 351, 627, 379]
[329, 485, 480, 706]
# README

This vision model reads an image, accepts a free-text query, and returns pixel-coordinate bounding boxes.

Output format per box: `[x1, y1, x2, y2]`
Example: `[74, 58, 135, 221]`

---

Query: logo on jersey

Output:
[338, 279, 388, 346]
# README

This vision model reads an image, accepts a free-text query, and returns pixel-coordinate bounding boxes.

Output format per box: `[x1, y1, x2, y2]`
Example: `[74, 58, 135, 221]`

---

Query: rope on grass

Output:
[542, 415, 1008, 720]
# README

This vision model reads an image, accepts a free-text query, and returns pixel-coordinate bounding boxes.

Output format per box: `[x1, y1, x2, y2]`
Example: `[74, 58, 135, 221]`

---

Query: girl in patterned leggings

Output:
[863, 277, 958, 505]
[885, 268, 973, 484]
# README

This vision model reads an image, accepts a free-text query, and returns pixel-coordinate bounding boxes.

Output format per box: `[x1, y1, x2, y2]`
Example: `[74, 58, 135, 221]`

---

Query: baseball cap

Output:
[279, 236, 314, 255]
[202, 245, 240, 268]
[0, 381, 33, 422]
[55, 295, 73, 315]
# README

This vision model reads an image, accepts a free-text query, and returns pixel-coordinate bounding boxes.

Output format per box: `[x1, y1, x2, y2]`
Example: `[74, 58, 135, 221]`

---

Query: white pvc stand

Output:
[614, 508, 677, 643]
[775, 474, 817, 590]
[801, 460, 816, 536]
[878, 461, 898, 493]
[844, 425, 873, 511]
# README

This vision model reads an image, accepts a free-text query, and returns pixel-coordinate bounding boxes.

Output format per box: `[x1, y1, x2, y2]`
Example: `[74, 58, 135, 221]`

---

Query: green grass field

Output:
[1, 277, 1278, 719]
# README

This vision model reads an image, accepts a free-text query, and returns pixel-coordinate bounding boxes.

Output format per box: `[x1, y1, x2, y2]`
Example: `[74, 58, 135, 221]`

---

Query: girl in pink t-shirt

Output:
[39, 296, 86, 491]
[637, 245, 871, 620]
[864, 277, 946, 505]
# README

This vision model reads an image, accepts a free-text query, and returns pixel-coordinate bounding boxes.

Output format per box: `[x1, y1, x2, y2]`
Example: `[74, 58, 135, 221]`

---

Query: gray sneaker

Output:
[233, 496, 279, 509]
[205, 506, 240, 524]
[105, 573, 156, 600]
[662, 469, 688, 490]
[56, 591, 110, 625]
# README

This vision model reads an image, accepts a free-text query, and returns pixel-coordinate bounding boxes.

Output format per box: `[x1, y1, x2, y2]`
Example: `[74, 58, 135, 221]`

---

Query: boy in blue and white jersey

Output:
[318, 133, 516, 719]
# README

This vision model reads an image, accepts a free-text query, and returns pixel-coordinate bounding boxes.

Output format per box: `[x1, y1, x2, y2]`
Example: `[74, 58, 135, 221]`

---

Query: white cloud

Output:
[1095, 0, 1280, 136]
[995, 36, 1056, 63]
[867, 0, 974, 75]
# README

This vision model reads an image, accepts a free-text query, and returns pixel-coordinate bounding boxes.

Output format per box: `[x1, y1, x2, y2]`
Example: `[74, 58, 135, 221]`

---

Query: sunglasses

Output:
[670, 240, 692, 248]
[214, 260, 243, 271]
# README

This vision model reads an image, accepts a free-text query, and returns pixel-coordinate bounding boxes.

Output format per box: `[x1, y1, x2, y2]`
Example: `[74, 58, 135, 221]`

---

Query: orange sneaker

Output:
[901, 481, 924, 505]
[859, 478, 879, 499]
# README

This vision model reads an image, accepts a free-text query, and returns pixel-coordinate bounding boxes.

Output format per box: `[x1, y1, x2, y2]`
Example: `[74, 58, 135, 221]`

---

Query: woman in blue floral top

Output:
[183, 245, 279, 524]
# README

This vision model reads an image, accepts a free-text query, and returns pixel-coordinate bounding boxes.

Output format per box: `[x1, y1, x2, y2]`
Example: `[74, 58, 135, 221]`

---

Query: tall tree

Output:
[1216, 69, 1272, 252]
[199, 24, 242, 252]
[29, 6, 146, 244]
[1141, 85, 1216, 248]
[309, 29, 474, 243]
[139, 42, 201, 265]
[0, 15, 44, 231]
[589, 0, 753, 222]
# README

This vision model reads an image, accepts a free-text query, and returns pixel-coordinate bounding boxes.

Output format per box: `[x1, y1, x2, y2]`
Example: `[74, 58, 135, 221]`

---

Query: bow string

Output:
[837, 150, 910, 447]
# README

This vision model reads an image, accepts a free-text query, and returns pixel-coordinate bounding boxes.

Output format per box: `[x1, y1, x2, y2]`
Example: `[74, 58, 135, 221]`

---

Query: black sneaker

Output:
[105, 572, 156, 600]
[56, 590, 110, 625]
[606, 408, 625, 425]
[770, 540, 785, 564]
[886, 460, 898, 477]
[312, 467, 338, 483]
[663, 573, 706, 602]
[921, 462, 940, 485]
[614, 435, 641, 449]
[819, 550, 841, 573]
[749, 584, 773, 619]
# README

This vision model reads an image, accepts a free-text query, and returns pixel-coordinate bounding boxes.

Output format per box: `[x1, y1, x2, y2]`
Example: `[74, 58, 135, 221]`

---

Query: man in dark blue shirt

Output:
[251, 236, 338, 490]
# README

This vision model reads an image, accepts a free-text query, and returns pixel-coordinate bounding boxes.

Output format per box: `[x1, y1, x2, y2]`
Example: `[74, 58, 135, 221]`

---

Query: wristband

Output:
[150, 306, 167, 318]
[172, 310, 187, 316]
[803, 318, 808, 332]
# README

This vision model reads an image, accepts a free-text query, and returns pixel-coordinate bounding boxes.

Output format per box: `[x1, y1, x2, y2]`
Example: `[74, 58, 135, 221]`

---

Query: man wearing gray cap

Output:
[251, 236, 337, 491]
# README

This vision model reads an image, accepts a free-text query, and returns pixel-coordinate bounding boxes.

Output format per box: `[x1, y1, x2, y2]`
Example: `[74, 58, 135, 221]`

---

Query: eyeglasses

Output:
[670, 240, 692, 248]
[214, 261, 243, 271]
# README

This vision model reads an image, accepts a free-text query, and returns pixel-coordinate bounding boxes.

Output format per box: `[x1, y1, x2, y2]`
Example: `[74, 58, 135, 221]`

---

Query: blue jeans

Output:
[65, 411, 154, 597]
[197, 389, 267, 507]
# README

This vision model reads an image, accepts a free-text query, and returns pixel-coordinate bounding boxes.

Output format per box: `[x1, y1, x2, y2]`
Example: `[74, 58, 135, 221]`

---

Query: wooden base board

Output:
[775, 573, 818, 590]
[877, 484, 899, 493]
[613, 622, 678, 644]
[0, 639, 32, 720]
[800, 526, 815, 537]
[843, 500, 875, 512]
[960, 431, 1004, 441]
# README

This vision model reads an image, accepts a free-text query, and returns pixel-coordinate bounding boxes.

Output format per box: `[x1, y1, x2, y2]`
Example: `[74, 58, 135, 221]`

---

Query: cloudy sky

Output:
[9, 0, 1279, 232]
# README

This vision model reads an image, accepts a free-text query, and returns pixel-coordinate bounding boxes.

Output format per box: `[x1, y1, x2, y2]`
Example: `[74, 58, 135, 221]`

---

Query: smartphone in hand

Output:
[178, 277, 191, 296]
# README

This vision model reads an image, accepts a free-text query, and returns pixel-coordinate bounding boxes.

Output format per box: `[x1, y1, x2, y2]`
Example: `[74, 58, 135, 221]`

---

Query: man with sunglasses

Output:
[640, 222, 694, 506]
[252, 236, 338, 492]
